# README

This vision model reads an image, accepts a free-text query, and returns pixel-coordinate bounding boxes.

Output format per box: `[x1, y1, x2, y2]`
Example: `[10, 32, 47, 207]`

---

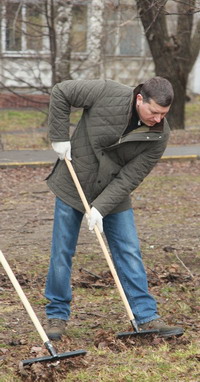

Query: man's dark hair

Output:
[140, 76, 174, 107]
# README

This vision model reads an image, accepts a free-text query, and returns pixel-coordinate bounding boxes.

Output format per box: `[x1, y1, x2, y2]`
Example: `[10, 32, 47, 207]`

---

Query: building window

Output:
[104, 5, 150, 57]
[5, 2, 22, 51]
[25, 3, 44, 51]
[1, 1, 48, 54]
[71, 5, 87, 53]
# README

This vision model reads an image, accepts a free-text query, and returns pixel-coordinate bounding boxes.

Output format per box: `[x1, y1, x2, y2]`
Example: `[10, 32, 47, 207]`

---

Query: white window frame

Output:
[104, 5, 149, 58]
[1, 0, 49, 57]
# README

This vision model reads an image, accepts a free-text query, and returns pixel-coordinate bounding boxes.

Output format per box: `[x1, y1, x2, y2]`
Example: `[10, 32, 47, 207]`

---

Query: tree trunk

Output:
[86, 0, 105, 78]
[45, 0, 57, 87]
[166, 74, 187, 129]
[55, 1, 73, 82]
[136, 0, 200, 129]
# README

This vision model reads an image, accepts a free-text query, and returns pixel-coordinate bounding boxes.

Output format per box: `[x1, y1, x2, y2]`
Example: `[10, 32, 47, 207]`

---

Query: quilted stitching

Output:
[47, 79, 170, 216]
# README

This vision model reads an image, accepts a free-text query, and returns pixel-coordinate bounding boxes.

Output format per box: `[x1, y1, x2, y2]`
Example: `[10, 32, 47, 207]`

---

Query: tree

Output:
[86, 0, 105, 78]
[53, 0, 73, 83]
[136, 0, 200, 129]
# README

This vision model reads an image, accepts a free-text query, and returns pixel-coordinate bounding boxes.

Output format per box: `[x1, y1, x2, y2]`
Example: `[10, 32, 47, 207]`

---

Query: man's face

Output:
[136, 94, 170, 127]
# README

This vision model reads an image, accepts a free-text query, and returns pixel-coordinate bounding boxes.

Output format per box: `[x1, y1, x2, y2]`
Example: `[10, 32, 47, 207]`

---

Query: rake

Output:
[0, 249, 87, 366]
[65, 158, 159, 339]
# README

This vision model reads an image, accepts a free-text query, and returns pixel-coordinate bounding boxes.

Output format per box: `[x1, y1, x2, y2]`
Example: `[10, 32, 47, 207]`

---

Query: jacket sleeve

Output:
[92, 138, 168, 217]
[48, 79, 105, 142]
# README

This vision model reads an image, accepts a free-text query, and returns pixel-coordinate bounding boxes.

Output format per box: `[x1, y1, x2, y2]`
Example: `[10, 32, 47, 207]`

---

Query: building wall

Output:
[0, 57, 51, 89]
[0, 93, 49, 109]
[100, 56, 155, 86]
[1, 0, 200, 107]
[0, 54, 200, 109]
[188, 52, 200, 95]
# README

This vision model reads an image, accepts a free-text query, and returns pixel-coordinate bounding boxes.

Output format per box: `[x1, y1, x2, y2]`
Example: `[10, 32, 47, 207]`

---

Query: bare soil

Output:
[0, 159, 200, 381]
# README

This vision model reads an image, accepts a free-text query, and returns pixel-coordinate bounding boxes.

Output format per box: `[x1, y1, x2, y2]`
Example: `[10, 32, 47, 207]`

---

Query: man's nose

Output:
[154, 114, 162, 123]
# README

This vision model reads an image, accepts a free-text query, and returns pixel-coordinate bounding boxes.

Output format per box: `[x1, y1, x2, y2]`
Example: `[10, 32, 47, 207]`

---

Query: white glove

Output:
[52, 141, 72, 160]
[86, 207, 103, 233]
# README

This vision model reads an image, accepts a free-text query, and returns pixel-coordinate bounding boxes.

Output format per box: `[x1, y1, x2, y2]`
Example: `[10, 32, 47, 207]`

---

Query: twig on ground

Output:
[175, 252, 194, 279]
[78, 311, 105, 317]
[79, 268, 102, 280]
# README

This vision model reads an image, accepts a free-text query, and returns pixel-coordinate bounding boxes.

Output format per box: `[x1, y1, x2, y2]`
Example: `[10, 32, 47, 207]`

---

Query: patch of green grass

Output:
[66, 325, 92, 339]
[0, 109, 47, 131]
[70, 108, 82, 124]
[57, 340, 200, 382]
[0, 344, 7, 348]
[0, 108, 82, 150]
[29, 297, 47, 306]
[0, 108, 82, 132]
[0, 373, 22, 382]
[2, 132, 50, 150]
[185, 95, 200, 127]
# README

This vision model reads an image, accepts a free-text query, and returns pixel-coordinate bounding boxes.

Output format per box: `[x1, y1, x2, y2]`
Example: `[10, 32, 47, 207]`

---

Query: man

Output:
[45, 77, 184, 341]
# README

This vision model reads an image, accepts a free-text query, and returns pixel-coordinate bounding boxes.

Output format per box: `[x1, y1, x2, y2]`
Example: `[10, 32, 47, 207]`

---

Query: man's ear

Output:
[136, 93, 143, 106]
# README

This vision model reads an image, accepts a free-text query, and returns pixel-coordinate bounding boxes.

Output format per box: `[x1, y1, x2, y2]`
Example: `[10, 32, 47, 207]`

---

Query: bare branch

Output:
[144, 0, 168, 35]
[175, 252, 195, 279]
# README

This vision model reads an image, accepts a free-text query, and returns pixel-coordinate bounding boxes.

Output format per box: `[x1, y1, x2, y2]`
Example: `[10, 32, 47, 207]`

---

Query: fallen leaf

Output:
[30, 346, 43, 354]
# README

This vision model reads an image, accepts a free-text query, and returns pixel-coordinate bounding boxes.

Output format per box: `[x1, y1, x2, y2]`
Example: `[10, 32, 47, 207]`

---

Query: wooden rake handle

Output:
[65, 159, 135, 322]
[0, 249, 49, 344]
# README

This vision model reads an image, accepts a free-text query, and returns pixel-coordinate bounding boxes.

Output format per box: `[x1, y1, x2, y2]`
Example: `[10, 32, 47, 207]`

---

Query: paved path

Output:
[0, 145, 200, 167]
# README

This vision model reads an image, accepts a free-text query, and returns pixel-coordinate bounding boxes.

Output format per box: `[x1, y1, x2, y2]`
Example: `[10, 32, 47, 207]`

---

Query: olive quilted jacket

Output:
[47, 79, 170, 216]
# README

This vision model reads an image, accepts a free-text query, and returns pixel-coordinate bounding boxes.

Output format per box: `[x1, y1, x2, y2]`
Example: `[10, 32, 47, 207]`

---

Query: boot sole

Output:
[47, 333, 62, 341]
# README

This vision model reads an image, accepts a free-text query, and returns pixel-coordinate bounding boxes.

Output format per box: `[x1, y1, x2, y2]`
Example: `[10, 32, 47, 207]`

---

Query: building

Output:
[0, 0, 199, 108]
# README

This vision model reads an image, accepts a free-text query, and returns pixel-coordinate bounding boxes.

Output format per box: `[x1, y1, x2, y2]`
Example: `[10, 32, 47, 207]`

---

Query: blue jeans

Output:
[45, 197, 160, 324]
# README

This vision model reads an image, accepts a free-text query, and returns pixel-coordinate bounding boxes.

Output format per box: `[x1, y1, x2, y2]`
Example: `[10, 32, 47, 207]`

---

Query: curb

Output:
[161, 154, 199, 161]
[0, 161, 53, 168]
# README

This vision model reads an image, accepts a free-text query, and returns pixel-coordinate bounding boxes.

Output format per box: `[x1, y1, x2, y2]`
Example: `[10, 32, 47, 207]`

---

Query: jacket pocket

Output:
[92, 154, 121, 197]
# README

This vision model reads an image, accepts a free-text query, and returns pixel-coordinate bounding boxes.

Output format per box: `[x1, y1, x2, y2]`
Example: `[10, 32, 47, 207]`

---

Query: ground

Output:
[0, 103, 200, 381]
[0, 159, 200, 382]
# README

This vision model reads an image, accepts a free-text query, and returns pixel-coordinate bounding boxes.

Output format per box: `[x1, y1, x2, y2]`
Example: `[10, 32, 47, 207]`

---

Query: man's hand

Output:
[86, 207, 103, 233]
[52, 141, 72, 160]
